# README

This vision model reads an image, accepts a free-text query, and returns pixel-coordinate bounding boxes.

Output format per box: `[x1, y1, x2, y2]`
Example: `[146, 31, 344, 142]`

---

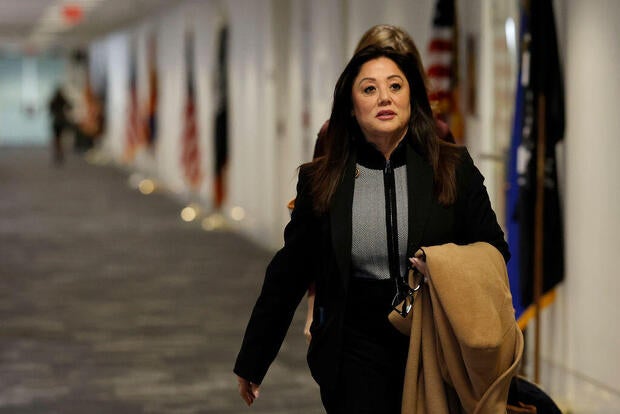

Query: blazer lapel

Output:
[406, 143, 434, 255]
[330, 153, 356, 289]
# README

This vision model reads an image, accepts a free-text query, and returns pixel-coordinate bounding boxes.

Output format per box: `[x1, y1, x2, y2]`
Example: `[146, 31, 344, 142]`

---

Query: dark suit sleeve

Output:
[234, 167, 318, 384]
[456, 150, 510, 262]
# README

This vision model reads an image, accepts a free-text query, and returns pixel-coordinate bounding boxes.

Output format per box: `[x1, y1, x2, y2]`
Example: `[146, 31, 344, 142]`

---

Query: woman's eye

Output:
[390, 83, 402, 91]
[363, 85, 376, 94]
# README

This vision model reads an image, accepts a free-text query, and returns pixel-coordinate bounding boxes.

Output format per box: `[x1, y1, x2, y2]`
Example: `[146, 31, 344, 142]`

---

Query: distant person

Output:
[48, 87, 72, 165]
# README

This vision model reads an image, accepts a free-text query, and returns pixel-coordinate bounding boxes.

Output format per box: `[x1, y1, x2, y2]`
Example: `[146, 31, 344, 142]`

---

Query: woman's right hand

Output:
[237, 375, 260, 406]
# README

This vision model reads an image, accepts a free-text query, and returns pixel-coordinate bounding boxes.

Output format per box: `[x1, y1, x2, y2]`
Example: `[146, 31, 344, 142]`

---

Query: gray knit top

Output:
[351, 140, 409, 280]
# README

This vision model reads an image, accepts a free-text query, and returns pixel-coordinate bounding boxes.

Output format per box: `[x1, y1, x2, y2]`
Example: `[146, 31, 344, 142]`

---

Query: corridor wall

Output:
[154, 6, 188, 196]
[96, 2, 223, 205]
[535, 1, 620, 412]
[225, 0, 279, 245]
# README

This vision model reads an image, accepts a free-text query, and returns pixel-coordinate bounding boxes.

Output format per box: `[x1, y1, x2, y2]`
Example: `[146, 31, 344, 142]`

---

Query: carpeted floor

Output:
[0, 147, 322, 413]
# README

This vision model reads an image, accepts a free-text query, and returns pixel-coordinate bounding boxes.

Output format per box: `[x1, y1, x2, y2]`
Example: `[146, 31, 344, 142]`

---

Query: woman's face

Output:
[351, 57, 411, 145]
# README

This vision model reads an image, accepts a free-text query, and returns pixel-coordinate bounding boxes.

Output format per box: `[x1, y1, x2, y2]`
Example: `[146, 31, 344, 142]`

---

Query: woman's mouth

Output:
[376, 110, 396, 120]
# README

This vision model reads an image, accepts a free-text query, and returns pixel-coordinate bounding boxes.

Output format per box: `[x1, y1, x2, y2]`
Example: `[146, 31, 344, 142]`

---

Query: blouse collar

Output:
[355, 132, 409, 170]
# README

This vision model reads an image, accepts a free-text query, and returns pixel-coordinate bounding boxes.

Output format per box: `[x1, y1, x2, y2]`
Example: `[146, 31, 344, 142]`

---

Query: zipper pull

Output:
[384, 159, 392, 174]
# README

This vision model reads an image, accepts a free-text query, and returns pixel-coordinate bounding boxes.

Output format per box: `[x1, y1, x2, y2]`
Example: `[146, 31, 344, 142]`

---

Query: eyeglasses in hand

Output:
[391, 247, 426, 318]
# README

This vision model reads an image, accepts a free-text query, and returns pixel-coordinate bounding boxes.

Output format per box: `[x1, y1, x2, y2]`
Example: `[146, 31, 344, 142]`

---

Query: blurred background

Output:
[0, 0, 618, 413]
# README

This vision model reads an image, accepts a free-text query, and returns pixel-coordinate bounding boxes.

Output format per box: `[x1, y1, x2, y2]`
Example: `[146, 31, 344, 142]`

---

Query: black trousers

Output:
[321, 278, 409, 414]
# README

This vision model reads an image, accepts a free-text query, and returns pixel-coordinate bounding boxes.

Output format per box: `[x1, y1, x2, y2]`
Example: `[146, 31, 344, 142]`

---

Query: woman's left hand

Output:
[409, 256, 429, 282]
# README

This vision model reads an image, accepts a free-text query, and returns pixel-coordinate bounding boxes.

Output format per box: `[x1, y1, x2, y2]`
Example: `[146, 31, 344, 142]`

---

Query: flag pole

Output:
[533, 93, 546, 383]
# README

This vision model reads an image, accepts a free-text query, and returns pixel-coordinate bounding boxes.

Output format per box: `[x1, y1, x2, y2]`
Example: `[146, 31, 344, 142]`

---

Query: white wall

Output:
[346, 0, 434, 59]
[306, 0, 347, 147]
[98, 2, 224, 203]
[153, 6, 186, 195]
[225, 0, 279, 246]
[102, 32, 129, 161]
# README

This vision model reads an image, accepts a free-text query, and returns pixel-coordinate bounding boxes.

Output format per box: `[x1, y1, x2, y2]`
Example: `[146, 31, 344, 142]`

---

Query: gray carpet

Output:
[0, 147, 323, 413]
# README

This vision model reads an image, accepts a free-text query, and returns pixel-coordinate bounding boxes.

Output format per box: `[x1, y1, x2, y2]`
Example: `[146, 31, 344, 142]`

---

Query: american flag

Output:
[145, 33, 158, 146]
[214, 26, 228, 209]
[427, 0, 464, 143]
[181, 34, 202, 190]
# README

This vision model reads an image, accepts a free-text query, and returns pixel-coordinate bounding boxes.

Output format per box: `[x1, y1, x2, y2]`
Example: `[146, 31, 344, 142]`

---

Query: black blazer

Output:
[234, 137, 509, 392]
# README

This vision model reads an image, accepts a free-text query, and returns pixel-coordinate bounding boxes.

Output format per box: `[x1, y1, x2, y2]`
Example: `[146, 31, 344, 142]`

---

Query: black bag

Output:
[507, 376, 562, 414]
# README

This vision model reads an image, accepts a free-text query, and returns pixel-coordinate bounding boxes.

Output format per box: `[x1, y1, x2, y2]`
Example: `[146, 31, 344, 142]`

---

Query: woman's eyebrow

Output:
[357, 76, 376, 86]
[358, 74, 404, 86]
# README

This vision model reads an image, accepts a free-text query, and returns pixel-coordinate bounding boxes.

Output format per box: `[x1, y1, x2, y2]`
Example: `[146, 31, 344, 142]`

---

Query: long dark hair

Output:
[306, 46, 461, 214]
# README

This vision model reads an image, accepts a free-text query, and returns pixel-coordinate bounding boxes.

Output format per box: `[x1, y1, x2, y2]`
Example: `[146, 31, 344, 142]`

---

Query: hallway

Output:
[0, 148, 322, 413]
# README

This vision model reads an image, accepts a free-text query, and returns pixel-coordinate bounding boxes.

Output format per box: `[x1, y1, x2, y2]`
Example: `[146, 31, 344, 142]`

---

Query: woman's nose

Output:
[378, 87, 391, 105]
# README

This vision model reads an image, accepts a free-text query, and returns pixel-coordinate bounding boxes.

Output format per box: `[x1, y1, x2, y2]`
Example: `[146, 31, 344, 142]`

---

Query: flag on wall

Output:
[124, 68, 144, 162]
[214, 26, 229, 209]
[145, 32, 158, 147]
[507, 0, 565, 329]
[506, 4, 528, 321]
[181, 30, 202, 189]
[125, 41, 146, 162]
[427, 0, 464, 143]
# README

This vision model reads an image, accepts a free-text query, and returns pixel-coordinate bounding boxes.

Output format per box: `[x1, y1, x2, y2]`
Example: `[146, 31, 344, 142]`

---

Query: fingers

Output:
[237, 376, 260, 406]
[409, 257, 430, 281]
[304, 317, 313, 344]
[250, 382, 260, 400]
[237, 377, 252, 406]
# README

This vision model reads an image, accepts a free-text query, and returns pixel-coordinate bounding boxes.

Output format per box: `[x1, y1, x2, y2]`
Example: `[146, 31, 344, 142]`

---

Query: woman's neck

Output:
[365, 128, 408, 160]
